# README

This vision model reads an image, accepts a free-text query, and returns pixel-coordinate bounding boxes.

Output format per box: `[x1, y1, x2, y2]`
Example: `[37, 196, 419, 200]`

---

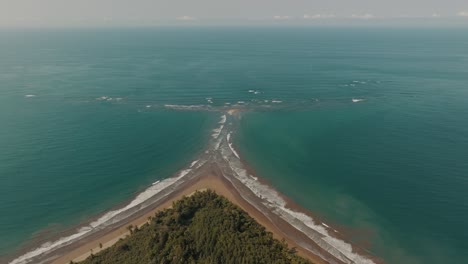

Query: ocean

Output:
[0, 27, 467, 263]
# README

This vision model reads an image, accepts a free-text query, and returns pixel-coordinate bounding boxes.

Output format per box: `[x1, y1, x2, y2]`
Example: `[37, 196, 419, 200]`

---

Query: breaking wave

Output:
[12, 112, 375, 264]
[164, 104, 209, 111]
[218, 120, 375, 264]
[9, 166, 196, 264]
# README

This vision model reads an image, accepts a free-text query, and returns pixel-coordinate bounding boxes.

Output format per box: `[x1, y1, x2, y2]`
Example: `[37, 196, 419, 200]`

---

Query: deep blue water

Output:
[1, 27, 467, 263]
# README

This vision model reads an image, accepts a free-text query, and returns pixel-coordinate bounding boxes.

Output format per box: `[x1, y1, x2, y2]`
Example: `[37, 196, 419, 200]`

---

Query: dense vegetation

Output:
[79, 190, 311, 264]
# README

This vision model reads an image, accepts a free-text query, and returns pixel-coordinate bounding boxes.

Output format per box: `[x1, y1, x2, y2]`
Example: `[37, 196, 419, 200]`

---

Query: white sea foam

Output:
[164, 104, 207, 110]
[16, 114, 374, 264]
[248, 90, 261, 94]
[212, 115, 226, 139]
[24, 94, 36, 98]
[213, 139, 222, 150]
[352, 80, 367, 84]
[190, 160, 199, 168]
[10, 168, 193, 264]
[352, 98, 364, 103]
[226, 132, 240, 159]
[220, 140, 375, 264]
[219, 115, 226, 124]
[212, 125, 224, 139]
[272, 100, 283, 103]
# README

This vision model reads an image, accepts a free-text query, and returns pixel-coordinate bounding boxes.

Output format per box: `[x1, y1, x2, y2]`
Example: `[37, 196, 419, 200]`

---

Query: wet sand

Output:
[51, 170, 327, 264]
[8, 112, 379, 264]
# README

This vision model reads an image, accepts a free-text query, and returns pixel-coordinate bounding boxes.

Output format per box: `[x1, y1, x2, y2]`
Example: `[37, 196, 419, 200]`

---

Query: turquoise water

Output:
[1, 27, 468, 263]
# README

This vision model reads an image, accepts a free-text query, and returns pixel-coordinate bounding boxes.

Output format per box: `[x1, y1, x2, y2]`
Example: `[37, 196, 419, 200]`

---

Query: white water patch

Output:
[219, 114, 226, 124]
[164, 104, 207, 110]
[10, 229, 92, 264]
[272, 100, 283, 103]
[248, 90, 261, 94]
[220, 143, 375, 264]
[24, 94, 36, 98]
[95, 96, 123, 102]
[226, 133, 240, 159]
[352, 98, 365, 103]
[211, 125, 224, 139]
[96, 96, 122, 102]
[190, 160, 199, 168]
[353, 80, 367, 84]
[192, 159, 207, 170]
[213, 139, 222, 150]
[212, 115, 226, 139]
[280, 208, 376, 264]
[10, 169, 193, 264]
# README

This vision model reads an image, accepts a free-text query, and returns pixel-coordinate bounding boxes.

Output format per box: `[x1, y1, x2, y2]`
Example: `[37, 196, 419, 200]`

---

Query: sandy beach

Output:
[7, 112, 379, 264]
[51, 170, 327, 264]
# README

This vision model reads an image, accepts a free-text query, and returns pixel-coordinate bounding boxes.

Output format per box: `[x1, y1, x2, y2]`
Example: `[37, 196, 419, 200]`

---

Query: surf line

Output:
[10, 111, 377, 264]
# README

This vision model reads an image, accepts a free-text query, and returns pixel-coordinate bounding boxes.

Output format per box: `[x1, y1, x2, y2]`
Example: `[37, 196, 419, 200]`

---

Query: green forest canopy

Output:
[78, 190, 312, 264]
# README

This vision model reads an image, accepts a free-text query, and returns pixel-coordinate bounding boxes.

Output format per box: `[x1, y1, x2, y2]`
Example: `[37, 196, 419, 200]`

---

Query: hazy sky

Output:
[0, 0, 467, 27]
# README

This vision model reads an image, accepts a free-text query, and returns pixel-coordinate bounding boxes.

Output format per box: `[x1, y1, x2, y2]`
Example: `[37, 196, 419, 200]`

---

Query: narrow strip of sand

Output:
[51, 173, 326, 264]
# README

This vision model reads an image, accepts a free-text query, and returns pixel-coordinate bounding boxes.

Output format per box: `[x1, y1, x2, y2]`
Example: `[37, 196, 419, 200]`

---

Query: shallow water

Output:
[1, 27, 467, 263]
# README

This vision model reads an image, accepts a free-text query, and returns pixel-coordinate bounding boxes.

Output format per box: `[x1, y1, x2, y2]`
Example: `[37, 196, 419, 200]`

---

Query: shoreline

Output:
[51, 170, 327, 264]
[6, 112, 380, 264]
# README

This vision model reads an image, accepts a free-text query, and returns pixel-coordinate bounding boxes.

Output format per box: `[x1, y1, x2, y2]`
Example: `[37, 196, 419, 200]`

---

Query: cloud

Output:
[273, 15, 291, 20]
[303, 14, 335, 19]
[458, 11, 468, 17]
[176, 16, 196, 21]
[351, 13, 375, 19]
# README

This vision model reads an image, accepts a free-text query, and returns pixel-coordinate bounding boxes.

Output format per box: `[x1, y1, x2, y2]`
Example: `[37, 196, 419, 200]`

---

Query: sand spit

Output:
[7, 111, 380, 264]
